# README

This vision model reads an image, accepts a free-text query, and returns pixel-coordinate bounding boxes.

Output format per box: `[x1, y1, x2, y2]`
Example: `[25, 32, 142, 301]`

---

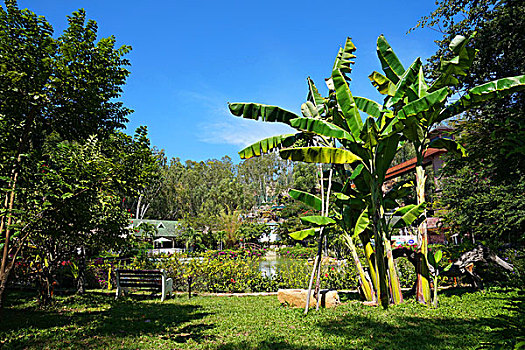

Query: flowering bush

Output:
[277, 245, 316, 259]
[208, 248, 267, 259]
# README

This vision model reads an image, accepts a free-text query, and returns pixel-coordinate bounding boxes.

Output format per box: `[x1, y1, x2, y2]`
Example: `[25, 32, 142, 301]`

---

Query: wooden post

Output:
[108, 266, 112, 290]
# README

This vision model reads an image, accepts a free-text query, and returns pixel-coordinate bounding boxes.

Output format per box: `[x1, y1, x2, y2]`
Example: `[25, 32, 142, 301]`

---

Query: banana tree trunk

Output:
[415, 162, 431, 305]
[346, 234, 375, 302]
[374, 230, 389, 309]
[360, 232, 379, 293]
[370, 186, 389, 308]
[385, 238, 403, 304]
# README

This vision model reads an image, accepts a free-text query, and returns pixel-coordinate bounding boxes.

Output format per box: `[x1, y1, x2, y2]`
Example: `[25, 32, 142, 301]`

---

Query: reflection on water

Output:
[258, 258, 297, 278]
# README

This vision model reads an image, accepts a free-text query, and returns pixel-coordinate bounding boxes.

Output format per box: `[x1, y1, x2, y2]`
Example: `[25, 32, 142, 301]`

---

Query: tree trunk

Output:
[0, 266, 11, 310]
[76, 247, 86, 295]
[415, 162, 431, 305]
[0, 110, 37, 310]
[371, 182, 390, 309]
[135, 194, 143, 219]
[37, 265, 55, 306]
[360, 232, 379, 293]
[346, 234, 376, 302]
[314, 248, 323, 311]
[304, 230, 323, 315]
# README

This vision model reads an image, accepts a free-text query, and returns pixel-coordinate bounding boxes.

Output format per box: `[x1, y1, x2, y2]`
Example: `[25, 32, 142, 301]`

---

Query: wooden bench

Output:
[115, 269, 173, 301]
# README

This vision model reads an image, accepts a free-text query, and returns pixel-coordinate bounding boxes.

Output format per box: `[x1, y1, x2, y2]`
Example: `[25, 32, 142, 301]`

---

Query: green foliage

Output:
[235, 223, 270, 244]
[396, 257, 417, 289]
[0, 2, 157, 306]
[237, 152, 293, 207]
[238, 134, 296, 160]
[291, 162, 318, 193]
[415, 0, 525, 245]
[277, 245, 317, 259]
[148, 156, 255, 222]
[439, 166, 525, 243]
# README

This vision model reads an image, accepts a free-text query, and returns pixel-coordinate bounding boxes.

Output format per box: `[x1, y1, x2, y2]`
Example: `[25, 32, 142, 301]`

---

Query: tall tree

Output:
[27, 128, 156, 304]
[0, 1, 132, 307]
[414, 0, 525, 244]
[238, 152, 293, 206]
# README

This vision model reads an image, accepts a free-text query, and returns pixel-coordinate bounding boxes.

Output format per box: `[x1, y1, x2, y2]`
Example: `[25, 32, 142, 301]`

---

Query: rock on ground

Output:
[277, 289, 340, 308]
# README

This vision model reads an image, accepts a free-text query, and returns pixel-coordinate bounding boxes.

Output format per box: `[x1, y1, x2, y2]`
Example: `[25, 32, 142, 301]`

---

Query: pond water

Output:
[258, 257, 301, 278]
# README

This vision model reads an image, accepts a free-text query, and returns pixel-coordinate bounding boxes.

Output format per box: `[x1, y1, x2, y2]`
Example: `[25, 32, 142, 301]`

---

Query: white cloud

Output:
[179, 88, 297, 147]
[199, 118, 296, 147]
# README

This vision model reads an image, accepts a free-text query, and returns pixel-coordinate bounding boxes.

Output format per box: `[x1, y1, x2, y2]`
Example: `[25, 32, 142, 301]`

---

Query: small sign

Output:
[391, 235, 418, 247]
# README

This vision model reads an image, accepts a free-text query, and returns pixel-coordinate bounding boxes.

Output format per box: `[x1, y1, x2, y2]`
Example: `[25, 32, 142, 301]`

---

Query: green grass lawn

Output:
[1, 288, 523, 349]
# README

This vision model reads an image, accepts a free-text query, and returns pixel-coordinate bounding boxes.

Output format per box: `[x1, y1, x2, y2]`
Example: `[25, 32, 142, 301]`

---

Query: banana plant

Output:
[427, 249, 443, 308]
[229, 37, 425, 309]
[364, 34, 525, 305]
[277, 38, 429, 309]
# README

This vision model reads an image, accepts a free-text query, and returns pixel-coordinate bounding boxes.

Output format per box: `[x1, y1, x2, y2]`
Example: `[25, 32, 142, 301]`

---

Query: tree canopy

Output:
[0, 1, 156, 305]
[415, 0, 525, 244]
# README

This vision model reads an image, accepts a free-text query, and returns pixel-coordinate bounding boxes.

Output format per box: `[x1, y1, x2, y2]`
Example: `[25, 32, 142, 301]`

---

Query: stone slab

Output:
[277, 289, 340, 308]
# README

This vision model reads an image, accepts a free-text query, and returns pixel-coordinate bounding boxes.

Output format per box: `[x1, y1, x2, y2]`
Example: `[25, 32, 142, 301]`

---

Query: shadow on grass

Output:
[0, 292, 213, 348]
[477, 290, 525, 348]
[314, 306, 522, 350]
[215, 335, 335, 350]
[439, 287, 479, 297]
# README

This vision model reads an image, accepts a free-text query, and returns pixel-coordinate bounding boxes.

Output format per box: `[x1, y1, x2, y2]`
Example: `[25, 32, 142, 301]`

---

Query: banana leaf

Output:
[376, 109, 395, 132]
[379, 112, 404, 137]
[376, 35, 405, 84]
[307, 77, 327, 108]
[398, 87, 451, 121]
[376, 134, 401, 183]
[354, 96, 382, 118]
[429, 34, 477, 92]
[300, 215, 336, 226]
[384, 181, 413, 209]
[360, 116, 380, 148]
[369, 71, 396, 96]
[289, 189, 322, 211]
[437, 75, 525, 123]
[332, 69, 363, 139]
[388, 58, 422, 107]
[334, 192, 364, 207]
[289, 228, 316, 240]
[414, 66, 429, 98]
[228, 102, 300, 125]
[401, 116, 425, 143]
[391, 202, 427, 229]
[353, 207, 369, 238]
[280, 146, 361, 164]
[350, 163, 364, 180]
[332, 37, 357, 81]
[340, 164, 365, 195]
[290, 117, 353, 140]
[238, 134, 297, 159]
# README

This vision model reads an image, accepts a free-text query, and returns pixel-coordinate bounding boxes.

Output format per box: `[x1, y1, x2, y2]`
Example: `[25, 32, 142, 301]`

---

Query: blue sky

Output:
[20, 0, 442, 162]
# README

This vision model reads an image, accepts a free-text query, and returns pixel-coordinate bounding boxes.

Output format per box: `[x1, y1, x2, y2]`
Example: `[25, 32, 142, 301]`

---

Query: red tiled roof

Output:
[385, 148, 447, 180]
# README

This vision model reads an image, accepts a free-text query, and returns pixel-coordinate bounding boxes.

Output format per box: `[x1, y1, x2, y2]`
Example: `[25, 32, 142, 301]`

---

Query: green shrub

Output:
[396, 257, 417, 289]
[277, 245, 316, 259]
[208, 248, 267, 259]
